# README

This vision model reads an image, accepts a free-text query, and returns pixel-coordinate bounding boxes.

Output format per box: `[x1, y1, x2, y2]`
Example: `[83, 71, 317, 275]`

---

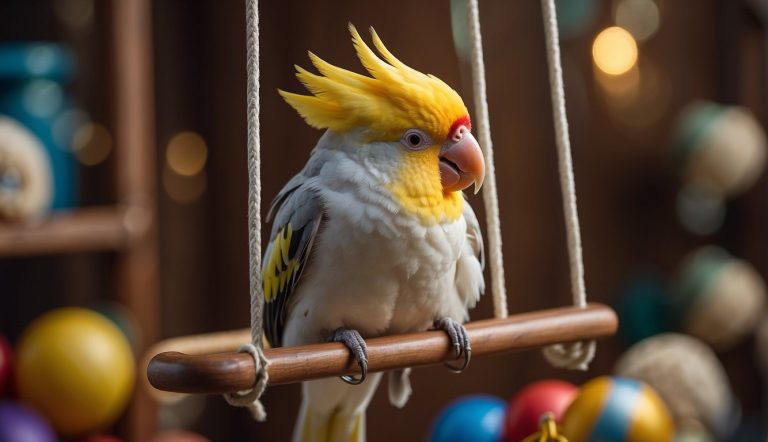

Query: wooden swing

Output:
[146, 0, 618, 414]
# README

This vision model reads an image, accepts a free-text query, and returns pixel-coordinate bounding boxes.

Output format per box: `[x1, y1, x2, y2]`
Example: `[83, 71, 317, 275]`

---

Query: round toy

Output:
[151, 431, 211, 442]
[674, 101, 767, 197]
[0, 116, 52, 220]
[0, 335, 11, 397]
[670, 246, 766, 350]
[614, 333, 738, 439]
[15, 307, 136, 436]
[561, 376, 674, 442]
[429, 395, 506, 442]
[0, 401, 56, 442]
[503, 380, 577, 442]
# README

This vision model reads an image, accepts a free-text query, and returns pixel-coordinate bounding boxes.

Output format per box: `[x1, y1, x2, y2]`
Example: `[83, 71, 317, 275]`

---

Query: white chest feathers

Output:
[280, 192, 471, 346]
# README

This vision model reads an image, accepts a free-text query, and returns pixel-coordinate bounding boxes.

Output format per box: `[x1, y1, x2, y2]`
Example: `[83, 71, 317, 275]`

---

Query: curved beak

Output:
[439, 127, 485, 194]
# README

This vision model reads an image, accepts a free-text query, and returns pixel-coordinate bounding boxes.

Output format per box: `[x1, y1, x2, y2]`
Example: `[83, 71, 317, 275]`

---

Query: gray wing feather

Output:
[263, 171, 324, 347]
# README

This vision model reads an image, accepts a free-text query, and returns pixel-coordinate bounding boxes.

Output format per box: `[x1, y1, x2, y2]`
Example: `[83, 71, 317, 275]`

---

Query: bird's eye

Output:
[401, 129, 431, 150]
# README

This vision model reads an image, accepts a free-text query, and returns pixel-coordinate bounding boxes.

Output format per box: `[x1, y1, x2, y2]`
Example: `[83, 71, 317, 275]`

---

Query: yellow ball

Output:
[15, 307, 135, 436]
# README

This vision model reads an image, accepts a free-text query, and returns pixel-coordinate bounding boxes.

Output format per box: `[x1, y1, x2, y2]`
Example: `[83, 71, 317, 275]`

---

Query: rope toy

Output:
[0, 116, 52, 221]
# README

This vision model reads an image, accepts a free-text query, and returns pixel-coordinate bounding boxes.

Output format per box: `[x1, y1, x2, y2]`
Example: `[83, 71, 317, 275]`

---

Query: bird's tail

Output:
[295, 401, 366, 442]
[292, 374, 382, 442]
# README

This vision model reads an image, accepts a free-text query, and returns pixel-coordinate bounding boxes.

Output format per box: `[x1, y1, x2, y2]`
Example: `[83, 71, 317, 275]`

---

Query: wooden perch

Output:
[148, 303, 617, 395]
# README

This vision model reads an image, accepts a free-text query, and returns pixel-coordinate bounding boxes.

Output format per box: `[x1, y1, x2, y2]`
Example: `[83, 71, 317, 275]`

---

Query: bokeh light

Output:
[53, 0, 94, 29]
[72, 122, 113, 166]
[592, 26, 638, 76]
[165, 132, 208, 177]
[22, 80, 64, 118]
[614, 0, 661, 42]
[163, 167, 207, 204]
[595, 57, 671, 129]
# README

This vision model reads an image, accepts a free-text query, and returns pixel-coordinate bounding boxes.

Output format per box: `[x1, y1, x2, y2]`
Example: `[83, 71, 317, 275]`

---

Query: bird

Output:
[262, 24, 486, 442]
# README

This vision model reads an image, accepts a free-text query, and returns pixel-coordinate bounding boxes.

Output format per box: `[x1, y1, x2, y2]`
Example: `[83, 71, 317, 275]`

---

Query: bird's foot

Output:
[433, 317, 471, 373]
[331, 327, 368, 385]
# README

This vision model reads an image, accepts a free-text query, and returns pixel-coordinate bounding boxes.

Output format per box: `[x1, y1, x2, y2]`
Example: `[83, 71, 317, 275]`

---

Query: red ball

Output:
[503, 380, 578, 442]
[0, 336, 11, 397]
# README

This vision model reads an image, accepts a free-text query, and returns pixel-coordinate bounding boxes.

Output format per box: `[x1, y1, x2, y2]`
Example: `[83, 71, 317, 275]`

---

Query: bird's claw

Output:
[331, 327, 368, 385]
[433, 317, 471, 373]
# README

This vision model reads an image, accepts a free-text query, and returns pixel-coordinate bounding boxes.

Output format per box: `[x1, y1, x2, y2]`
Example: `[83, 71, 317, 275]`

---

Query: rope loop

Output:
[542, 340, 595, 371]
[223, 344, 271, 421]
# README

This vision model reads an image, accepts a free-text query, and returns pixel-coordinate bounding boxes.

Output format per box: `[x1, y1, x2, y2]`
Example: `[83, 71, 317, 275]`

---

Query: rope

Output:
[465, 0, 508, 319]
[223, 344, 271, 419]
[539, 0, 595, 370]
[223, 0, 269, 420]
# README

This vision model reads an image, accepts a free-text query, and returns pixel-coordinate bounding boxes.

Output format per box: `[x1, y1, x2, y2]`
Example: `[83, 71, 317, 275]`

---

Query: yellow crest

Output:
[279, 25, 469, 141]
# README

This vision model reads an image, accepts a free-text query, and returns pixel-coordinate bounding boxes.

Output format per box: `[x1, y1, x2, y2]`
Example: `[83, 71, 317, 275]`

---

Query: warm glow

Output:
[592, 27, 638, 76]
[72, 122, 112, 166]
[163, 167, 207, 204]
[166, 132, 208, 177]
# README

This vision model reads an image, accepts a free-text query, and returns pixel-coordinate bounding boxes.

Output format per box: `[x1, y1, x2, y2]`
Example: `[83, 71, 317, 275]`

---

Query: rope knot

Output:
[223, 343, 270, 421]
[542, 340, 595, 371]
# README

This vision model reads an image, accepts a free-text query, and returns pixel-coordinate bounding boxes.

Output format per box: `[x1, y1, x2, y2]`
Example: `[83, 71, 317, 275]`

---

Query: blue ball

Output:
[0, 401, 56, 442]
[429, 395, 506, 442]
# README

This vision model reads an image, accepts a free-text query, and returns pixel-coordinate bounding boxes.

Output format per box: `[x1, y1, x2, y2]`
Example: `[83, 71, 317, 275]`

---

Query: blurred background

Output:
[1, 0, 768, 441]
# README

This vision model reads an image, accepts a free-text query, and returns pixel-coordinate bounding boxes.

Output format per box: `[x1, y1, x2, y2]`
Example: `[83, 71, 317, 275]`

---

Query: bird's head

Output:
[279, 25, 485, 224]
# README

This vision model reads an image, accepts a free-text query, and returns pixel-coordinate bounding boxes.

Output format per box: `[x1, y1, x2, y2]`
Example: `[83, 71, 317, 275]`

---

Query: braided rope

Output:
[540, 0, 595, 370]
[223, 0, 270, 419]
[465, 0, 508, 319]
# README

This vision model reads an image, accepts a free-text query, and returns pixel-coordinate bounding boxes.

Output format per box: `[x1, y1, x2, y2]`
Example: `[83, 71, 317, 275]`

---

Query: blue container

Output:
[0, 43, 78, 210]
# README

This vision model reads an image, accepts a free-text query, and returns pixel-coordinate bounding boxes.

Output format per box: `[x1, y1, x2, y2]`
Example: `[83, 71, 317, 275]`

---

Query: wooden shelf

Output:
[0, 206, 130, 257]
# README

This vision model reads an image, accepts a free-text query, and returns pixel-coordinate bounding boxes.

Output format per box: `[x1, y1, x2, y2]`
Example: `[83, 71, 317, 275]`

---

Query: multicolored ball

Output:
[614, 333, 739, 440]
[674, 101, 767, 197]
[670, 246, 766, 350]
[561, 376, 674, 442]
[429, 395, 506, 442]
[503, 380, 577, 442]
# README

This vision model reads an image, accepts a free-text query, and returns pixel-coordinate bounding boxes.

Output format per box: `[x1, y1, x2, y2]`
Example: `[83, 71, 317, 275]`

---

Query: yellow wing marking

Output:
[263, 224, 301, 302]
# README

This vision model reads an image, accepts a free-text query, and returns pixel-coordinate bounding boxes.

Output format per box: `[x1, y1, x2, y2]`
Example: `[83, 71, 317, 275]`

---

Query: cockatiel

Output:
[263, 25, 486, 442]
